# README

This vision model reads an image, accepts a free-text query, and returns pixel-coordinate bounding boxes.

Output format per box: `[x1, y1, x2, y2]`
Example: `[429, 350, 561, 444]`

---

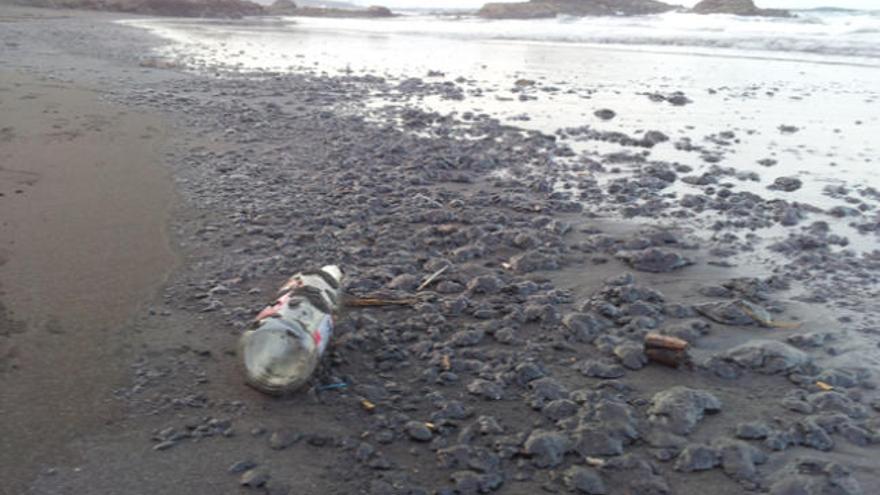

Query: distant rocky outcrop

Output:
[295, 0, 357, 7]
[16, 0, 394, 18]
[267, 0, 392, 17]
[16, 0, 265, 17]
[692, 0, 790, 17]
[266, 0, 296, 13]
[478, 0, 676, 19]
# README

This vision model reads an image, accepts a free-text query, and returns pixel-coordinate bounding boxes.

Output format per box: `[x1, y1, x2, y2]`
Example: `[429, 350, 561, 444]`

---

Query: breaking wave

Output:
[275, 9, 880, 63]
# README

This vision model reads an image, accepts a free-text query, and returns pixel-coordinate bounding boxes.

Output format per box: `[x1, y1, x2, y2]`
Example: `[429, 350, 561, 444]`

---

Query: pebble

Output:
[648, 386, 722, 435]
[404, 421, 433, 442]
[711, 340, 809, 375]
[152, 440, 176, 451]
[228, 460, 257, 474]
[575, 360, 626, 379]
[674, 444, 719, 472]
[768, 176, 803, 192]
[239, 468, 271, 488]
[619, 248, 693, 273]
[563, 466, 607, 494]
[268, 430, 302, 450]
[523, 430, 569, 468]
[466, 379, 504, 400]
[594, 109, 616, 120]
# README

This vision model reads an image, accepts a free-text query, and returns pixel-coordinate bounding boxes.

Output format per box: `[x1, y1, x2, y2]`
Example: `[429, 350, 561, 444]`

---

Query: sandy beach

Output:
[0, 52, 177, 491]
[1, 4, 879, 495]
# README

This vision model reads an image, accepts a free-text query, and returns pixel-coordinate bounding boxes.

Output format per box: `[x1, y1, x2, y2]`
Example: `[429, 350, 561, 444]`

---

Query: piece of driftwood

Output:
[417, 266, 449, 292]
[645, 333, 688, 351]
[345, 296, 419, 307]
[644, 332, 692, 369]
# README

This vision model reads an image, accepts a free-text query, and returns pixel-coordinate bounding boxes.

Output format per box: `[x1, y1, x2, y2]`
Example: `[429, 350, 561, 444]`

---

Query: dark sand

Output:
[0, 69, 177, 492]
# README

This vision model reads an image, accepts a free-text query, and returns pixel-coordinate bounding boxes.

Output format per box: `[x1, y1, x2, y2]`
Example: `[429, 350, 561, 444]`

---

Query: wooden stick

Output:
[644, 333, 692, 369]
[345, 296, 419, 308]
[416, 266, 448, 292]
[645, 333, 689, 351]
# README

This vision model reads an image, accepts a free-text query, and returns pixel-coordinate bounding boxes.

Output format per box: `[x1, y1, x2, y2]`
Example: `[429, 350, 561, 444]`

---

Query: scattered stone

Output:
[735, 422, 771, 440]
[769, 458, 863, 495]
[528, 377, 569, 408]
[713, 340, 809, 375]
[523, 430, 570, 468]
[562, 312, 606, 343]
[509, 251, 559, 273]
[575, 360, 626, 379]
[694, 299, 778, 327]
[152, 440, 176, 451]
[613, 342, 647, 370]
[269, 429, 302, 450]
[467, 275, 503, 294]
[619, 248, 693, 273]
[572, 427, 624, 457]
[674, 444, 719, 472]
[388, 273, 419, 291]
[648, 386, 722, 435]
[240, 468, 271, 488]
[768, 176, 803, 192]
[451, 329, 485, 347]
[450, 470, 503, 494]
[563, 466, 607, 494]
[716, 439, 767, 486]
[404, 421, 433, 442]
[228, 460, 257, 474]
[594, 109, 616, 120]
[642, 130, 669, 147]
[542, 399, 578, 421]
[467, 379, 504, 400]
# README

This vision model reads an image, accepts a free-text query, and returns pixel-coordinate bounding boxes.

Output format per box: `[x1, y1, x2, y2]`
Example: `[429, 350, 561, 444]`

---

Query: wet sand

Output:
[0, 69, 177, 492]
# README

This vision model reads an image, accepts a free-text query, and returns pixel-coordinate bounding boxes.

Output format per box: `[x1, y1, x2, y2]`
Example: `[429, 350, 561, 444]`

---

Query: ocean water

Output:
[129, 9, 880, 69]
[124, 10, 880, 250]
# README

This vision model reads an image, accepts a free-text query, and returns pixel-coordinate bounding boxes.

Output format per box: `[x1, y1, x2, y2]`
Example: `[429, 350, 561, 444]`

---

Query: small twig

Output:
[738, 302, 803, 329]
[345, 296, 420, 308]
[416, 266, 448, 292]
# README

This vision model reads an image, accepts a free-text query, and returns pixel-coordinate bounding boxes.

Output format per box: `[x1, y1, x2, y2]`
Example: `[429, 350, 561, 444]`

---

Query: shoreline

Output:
[1, 5, 879, 495]
[0, 67, 179, 490]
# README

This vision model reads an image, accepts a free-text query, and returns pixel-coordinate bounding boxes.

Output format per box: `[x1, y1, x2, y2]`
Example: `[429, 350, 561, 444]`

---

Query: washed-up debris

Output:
[416, 265, 448, 291]
[644, 333, 692, 369]
[815, 381, 834, 392]
[239, 266, 343, 395]
[317, 382, 348, 392]
[695, 299, 801, 329]
[344, 295, 420, 307]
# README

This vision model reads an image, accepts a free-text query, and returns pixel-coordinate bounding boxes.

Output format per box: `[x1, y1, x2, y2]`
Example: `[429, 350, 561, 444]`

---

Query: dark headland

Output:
[478, 0, 791, 19]
[7, 0, 395, 17]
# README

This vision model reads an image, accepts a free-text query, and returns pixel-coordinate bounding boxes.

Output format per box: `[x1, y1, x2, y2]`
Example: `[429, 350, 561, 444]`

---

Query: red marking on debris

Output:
[255, 292, 292, 321]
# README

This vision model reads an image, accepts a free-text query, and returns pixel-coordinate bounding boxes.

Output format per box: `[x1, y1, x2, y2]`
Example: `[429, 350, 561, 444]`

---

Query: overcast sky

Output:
[350, 0, 877, 10]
